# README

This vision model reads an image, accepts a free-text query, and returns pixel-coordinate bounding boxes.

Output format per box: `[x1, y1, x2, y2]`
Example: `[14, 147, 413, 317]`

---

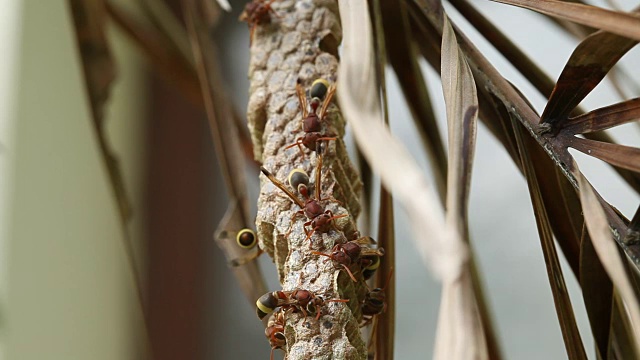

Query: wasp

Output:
[228, 228, 264, 267]
[285, 79, 338, 156]
[361, 270, 393, 327]
[311, 236, 385, 282]
[260, 147, 347, 243]
[265, 309, 287, 360]
[256, 289, 348, 321]
[239, 0, 279, 45]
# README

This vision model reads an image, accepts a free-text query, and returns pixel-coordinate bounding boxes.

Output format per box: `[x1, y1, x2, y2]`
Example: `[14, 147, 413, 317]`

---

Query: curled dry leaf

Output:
[434, 14, 489, 360]
[380, 0, 447, 199]
[338, 0, 467, 283]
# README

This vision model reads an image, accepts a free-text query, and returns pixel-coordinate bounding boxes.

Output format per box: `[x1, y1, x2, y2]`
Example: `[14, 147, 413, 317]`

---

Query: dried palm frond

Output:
[67, 0, 640, 358]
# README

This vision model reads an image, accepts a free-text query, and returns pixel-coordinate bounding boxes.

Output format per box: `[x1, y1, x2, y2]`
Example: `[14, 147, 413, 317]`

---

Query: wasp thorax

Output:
[333, 250, 351, 266]
[293, 290, 312, 306]
[342, 242, 361, 259]
[304, 201, 324, 219]
[302, 112, 321, 133]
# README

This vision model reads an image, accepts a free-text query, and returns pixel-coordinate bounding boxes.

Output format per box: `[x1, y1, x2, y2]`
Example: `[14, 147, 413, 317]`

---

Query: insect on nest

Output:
[239, 0, 280, 45]
[260, 145, 348, 243]
[285, 78, 338, 156]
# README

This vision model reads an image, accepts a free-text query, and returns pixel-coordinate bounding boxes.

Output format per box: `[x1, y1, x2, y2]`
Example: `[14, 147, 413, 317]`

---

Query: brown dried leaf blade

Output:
[564, 97, 640, 135]
[567, 137, 640, 173]
[579, 224, 614, 359]
[380, 0, 447, 200]
[183, 0, 267, 302]
[434, 15, 491, 360]
[578, 173, 640, 356]
[512, 121, 587, 359]
[69, 0, 130, 222]
[540, 29, 637, 129]
[491, 0, 640, 42]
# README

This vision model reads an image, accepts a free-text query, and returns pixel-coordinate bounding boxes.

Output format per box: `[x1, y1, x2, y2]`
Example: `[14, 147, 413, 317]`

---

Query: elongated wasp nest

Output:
[244, 0, 367, 358]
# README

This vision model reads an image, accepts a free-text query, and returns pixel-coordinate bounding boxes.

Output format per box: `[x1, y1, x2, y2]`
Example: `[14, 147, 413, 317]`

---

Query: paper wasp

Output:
[265, 309, 287, 360]
[256, 289, 348, 321]
[285, 78, 337, 155]
[239, 0, 279, 45]
[361, 269, 393, 327]
[311, 236, 385, 282]
[260, 147, 347, 243]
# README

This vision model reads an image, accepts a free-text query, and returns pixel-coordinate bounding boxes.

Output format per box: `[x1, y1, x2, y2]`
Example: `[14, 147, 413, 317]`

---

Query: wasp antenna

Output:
[314, 149, 323, 200]
[261, 167, 306, 208]
[260, 166, 272, 176]
[310, 251, 330, 258]
[341, 264, 358, 282]
[296, 81, 308, 118]
[380, 267, 394, 291]
[318, 84, 336, 119]
[327, 298, 349, 303]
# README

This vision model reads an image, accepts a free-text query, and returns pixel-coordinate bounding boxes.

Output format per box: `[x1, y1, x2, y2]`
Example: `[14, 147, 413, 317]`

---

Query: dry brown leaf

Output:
[106, 2, 202, 105]
[440, 0, 640, 194]
[567, 137, 640, 173]
[433, 14, 489, 360]
[408, 0, 640, 270]
[491, 0, 640, 42]
[369, 2, 396, 358]
[338, 0, 467, 283]
[512, 120, 587, 359]
[434, 270, 486, 360]
[69, 0, 151, 338]
[579, 224, 614, 359]
[441, 18, 477, 222]
[69, 0, 130, 222]
[374, 186, 395, 360]
[540, 29, 637, 130]
[183, 0, 267, 303]
[577, 172, 640, 356]
[564, 98, 640, 135]
[380, 0, 447, 199]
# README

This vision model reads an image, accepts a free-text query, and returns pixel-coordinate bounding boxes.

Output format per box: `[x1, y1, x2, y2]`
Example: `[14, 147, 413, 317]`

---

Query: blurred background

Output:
[1, 0, 639, 359]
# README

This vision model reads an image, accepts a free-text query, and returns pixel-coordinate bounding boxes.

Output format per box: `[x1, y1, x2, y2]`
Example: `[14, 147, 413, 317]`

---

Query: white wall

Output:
[2, 2, 148, 359]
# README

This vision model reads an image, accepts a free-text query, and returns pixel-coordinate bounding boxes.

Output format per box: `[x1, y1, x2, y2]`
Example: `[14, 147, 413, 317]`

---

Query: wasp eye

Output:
[236, 229, 257, 249]
[310, 78, 330, 100]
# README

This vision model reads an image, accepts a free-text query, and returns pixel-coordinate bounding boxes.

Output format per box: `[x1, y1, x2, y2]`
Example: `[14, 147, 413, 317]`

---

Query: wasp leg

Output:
[341, 264, 358, 282]
[285, 138, 305, 156]
[284, 210, 305, 238]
